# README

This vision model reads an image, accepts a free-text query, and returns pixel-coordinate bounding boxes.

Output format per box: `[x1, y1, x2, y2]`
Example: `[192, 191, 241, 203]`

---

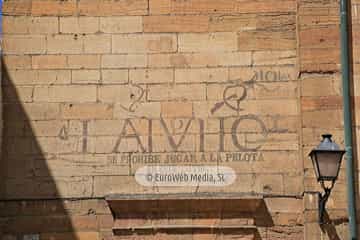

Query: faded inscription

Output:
[108, 115, 268, 153]
[55, 69, 293, 166]
[108, 152, 264, 165]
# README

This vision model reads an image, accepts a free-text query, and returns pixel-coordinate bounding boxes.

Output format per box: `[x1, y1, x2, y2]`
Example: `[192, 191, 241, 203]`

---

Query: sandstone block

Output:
[6, 70, 38, 85]
[253, 174, 283, 194]
[36, 135, 79, 153]
[175, 68, 228, 83]
[98, 85, 144, 103]
[26, 120, 66, 137]
[24, 103, 60, 120]
[149, 0, 296, 14]
[179, 32, 237, 52]
[112, 34, 177, 53]
[299, 25, 339, 49]
[102, 70, 129, 84]
[209, 14, 295, 32]
[83, 34, 111, 54]
[3, 35, 46, 54]
[229, 66, 298, 82]
[145, 84, 170, 101]
[67, 55, 101, 69]
[3, 56, 32, 70]
[32, 56, 67, 69]
[33, 86, 97, 103]
[79, 0, 148, 16]
[102, 55, 147, 68]
[238, 31, 296, 50]
[72, 70, 101, 84]
[265, 198, 304, 213]
[29, 17, 59, 34]
[113, 102, 161, 119]
[60, 17, 99, 34]
[144, 15, 209, 33]
[129, 69, 173, 84]
[47, 34, 83, 54]
[4, 177, 92, 199]
[253, 50, 297, 65]
[87, 120, 125, 136]
[3, 0, 32, 16]
[61, 103, 113, 120]
[148, 52, 251, 68]
[93, 176, 148, 197]
[6, 70, 71, 85]
[3, 16, 29, 34]
[38, 70, 71, 85]
[301, 96, 343, 111]
[31, 0, 77, 16]
[161, 102, 193, 118]
[302, 110, 343, 128]
[3, 86, 33, 103]
[147, 84, 206, 101]
[300, 48, 340, 72]
[100, 16, 142, 33]
[34, 154, 129, 176]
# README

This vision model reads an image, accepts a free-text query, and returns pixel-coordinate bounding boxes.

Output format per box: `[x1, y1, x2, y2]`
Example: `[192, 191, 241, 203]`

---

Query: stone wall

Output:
[299, 0, 360, 239]
[0, 0, 358, 239]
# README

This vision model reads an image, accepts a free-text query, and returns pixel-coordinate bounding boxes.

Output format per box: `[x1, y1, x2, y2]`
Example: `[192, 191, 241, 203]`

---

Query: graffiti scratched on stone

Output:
[119, 83, 145, 112]
[211, 79, 273, 114]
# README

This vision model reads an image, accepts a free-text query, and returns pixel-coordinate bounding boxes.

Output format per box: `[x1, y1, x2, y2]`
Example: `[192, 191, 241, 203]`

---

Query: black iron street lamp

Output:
[309, 134, 345, 224]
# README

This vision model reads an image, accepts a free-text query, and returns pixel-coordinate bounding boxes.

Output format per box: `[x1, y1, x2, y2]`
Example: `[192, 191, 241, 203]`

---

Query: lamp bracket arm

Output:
[318, 180, 335, 224]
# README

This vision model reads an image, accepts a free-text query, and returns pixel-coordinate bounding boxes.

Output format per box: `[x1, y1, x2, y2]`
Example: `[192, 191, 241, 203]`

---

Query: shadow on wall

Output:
[0, 60, 78, 239]
[320, 211, 348, 240]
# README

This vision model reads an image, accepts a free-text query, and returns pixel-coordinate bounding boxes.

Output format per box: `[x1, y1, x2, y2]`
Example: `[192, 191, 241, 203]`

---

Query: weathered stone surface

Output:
[2, 0, 358, 239]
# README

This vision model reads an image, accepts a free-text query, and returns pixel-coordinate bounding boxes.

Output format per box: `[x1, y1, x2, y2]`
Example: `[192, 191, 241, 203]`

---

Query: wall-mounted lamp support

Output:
[309, 134, 345, 224]
[318, 181, 335, 224]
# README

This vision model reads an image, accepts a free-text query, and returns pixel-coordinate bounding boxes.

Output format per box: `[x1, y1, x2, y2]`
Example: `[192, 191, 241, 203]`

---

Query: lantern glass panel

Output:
[311, 153, 320, 179]
[316, 151, 343, 180]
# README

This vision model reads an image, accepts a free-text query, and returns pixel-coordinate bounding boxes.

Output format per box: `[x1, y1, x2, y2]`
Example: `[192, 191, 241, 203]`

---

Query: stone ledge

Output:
[105, 192, 268, 236]
[105, 192, 264, 201]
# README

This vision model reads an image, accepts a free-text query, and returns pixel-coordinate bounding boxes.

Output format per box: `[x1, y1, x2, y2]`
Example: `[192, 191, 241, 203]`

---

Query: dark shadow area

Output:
[253, 200, 275, 227]
[0, 59, 78, 239]
[320, 210, 348, 240]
